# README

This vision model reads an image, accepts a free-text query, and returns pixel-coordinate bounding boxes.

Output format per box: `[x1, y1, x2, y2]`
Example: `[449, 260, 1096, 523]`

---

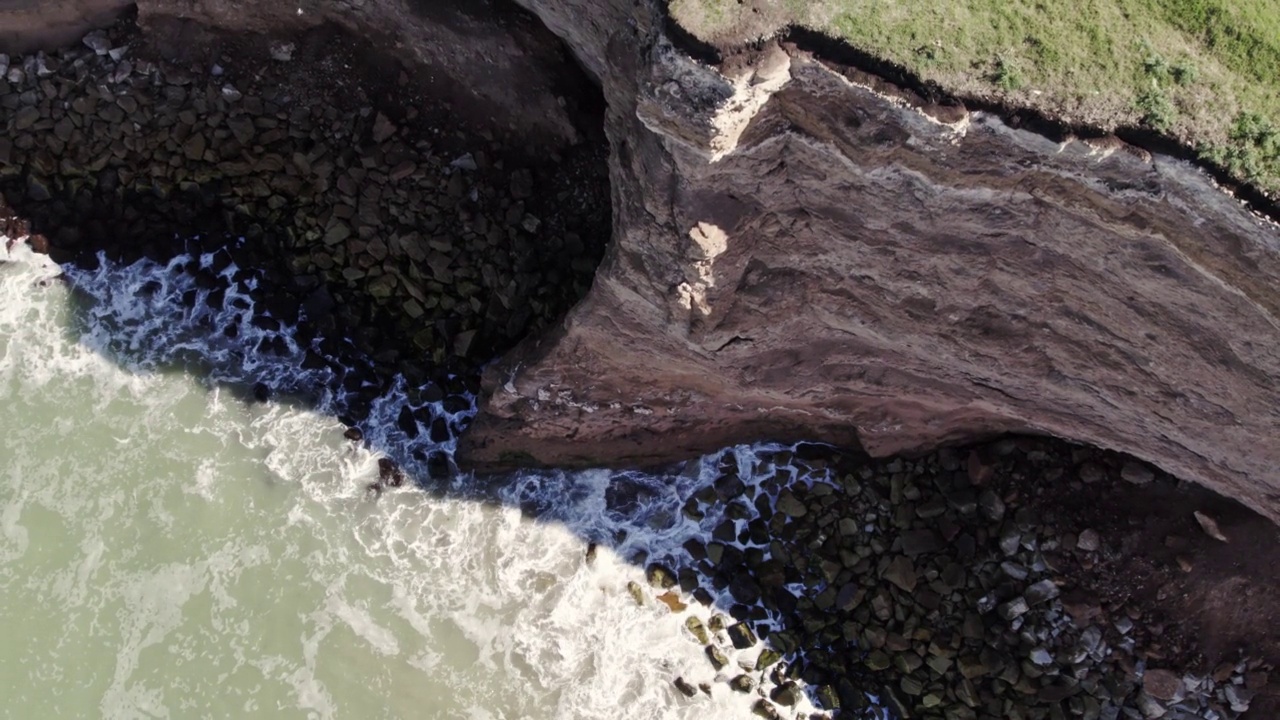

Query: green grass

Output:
[668, 0, 1280, 197]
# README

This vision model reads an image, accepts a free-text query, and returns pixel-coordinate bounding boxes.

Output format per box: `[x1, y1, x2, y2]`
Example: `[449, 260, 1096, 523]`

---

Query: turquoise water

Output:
[0, 238, 820, 719]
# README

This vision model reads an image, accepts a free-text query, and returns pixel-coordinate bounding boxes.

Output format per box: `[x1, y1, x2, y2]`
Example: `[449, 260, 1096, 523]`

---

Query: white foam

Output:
[0, 235, 859, 719]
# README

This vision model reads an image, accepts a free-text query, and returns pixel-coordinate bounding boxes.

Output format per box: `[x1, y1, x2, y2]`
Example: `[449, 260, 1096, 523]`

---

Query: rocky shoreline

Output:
[0, 16, 609, 409]
[4, 16, 1280, 720]
[629, 439, 1274, 719]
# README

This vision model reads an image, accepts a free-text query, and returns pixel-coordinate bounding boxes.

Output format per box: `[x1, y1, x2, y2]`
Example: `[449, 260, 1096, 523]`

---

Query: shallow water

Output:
[0, 239, 828, 719]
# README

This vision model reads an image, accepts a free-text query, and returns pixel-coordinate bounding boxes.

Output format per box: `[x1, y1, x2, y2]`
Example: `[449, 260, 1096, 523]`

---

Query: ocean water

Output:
[0, 237, 829, 720]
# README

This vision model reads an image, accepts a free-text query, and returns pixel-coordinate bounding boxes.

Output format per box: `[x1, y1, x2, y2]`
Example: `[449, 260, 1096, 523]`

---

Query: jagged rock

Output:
[646, 563, 676, 589]
[1026, 579, 1061, 606]
[883, 555, 917, 593]
[684, 616, 709, 644]
[999, 597, 1029, 620]
[705, 644, 728, 670]
[757, 647, 782, 670]
[774, 488, 806, 518]
[726, 622, 756, 649]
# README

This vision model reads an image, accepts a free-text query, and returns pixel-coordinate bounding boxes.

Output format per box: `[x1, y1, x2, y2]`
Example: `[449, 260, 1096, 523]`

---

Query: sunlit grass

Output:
[671, 0, 1280, 196]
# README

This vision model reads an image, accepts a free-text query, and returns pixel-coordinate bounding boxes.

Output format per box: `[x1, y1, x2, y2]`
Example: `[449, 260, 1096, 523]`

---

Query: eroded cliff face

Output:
[4, 0, 1279, 522]
[462, 2, 1280, 522]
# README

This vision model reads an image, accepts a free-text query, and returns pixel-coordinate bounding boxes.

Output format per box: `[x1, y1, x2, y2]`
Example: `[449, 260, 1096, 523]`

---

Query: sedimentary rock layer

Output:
[460, 4, 1280, 525]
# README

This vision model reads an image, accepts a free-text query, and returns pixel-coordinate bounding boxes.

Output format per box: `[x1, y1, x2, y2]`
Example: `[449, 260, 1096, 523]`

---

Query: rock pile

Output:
[657, 440, 1266, 719]
[0, 20, 609, 387]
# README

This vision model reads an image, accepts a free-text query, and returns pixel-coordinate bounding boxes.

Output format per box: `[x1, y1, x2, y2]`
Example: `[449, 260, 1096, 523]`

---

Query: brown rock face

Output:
[464, 3, 1280, 523]
[6, 0, 1280, 521]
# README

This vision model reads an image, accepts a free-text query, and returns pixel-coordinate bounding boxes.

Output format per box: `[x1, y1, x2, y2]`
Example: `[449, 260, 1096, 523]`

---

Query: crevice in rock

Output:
[713, 334, 753, 352]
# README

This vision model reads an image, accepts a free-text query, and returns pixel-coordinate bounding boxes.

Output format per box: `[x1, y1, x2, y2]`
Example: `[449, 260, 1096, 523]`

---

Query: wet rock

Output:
[377, 458, 404, 488]
[705, 644, 728, 670]
[625, 581, 645, 607]
[729, 674, 755, 693]
[727, 622, 757, 649]
[757, 648, 782, 670]
[646, 563, 677, 589]
[775, 488, 806, 518]
[750, 699, 781, 719]
[673, 677, 697, 697]
[396, 405, 419, 438]
[728, 573, 762, 604]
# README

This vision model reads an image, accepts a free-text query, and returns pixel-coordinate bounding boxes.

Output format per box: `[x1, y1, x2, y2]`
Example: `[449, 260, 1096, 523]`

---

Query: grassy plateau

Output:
[670, 0, 1280, 198]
